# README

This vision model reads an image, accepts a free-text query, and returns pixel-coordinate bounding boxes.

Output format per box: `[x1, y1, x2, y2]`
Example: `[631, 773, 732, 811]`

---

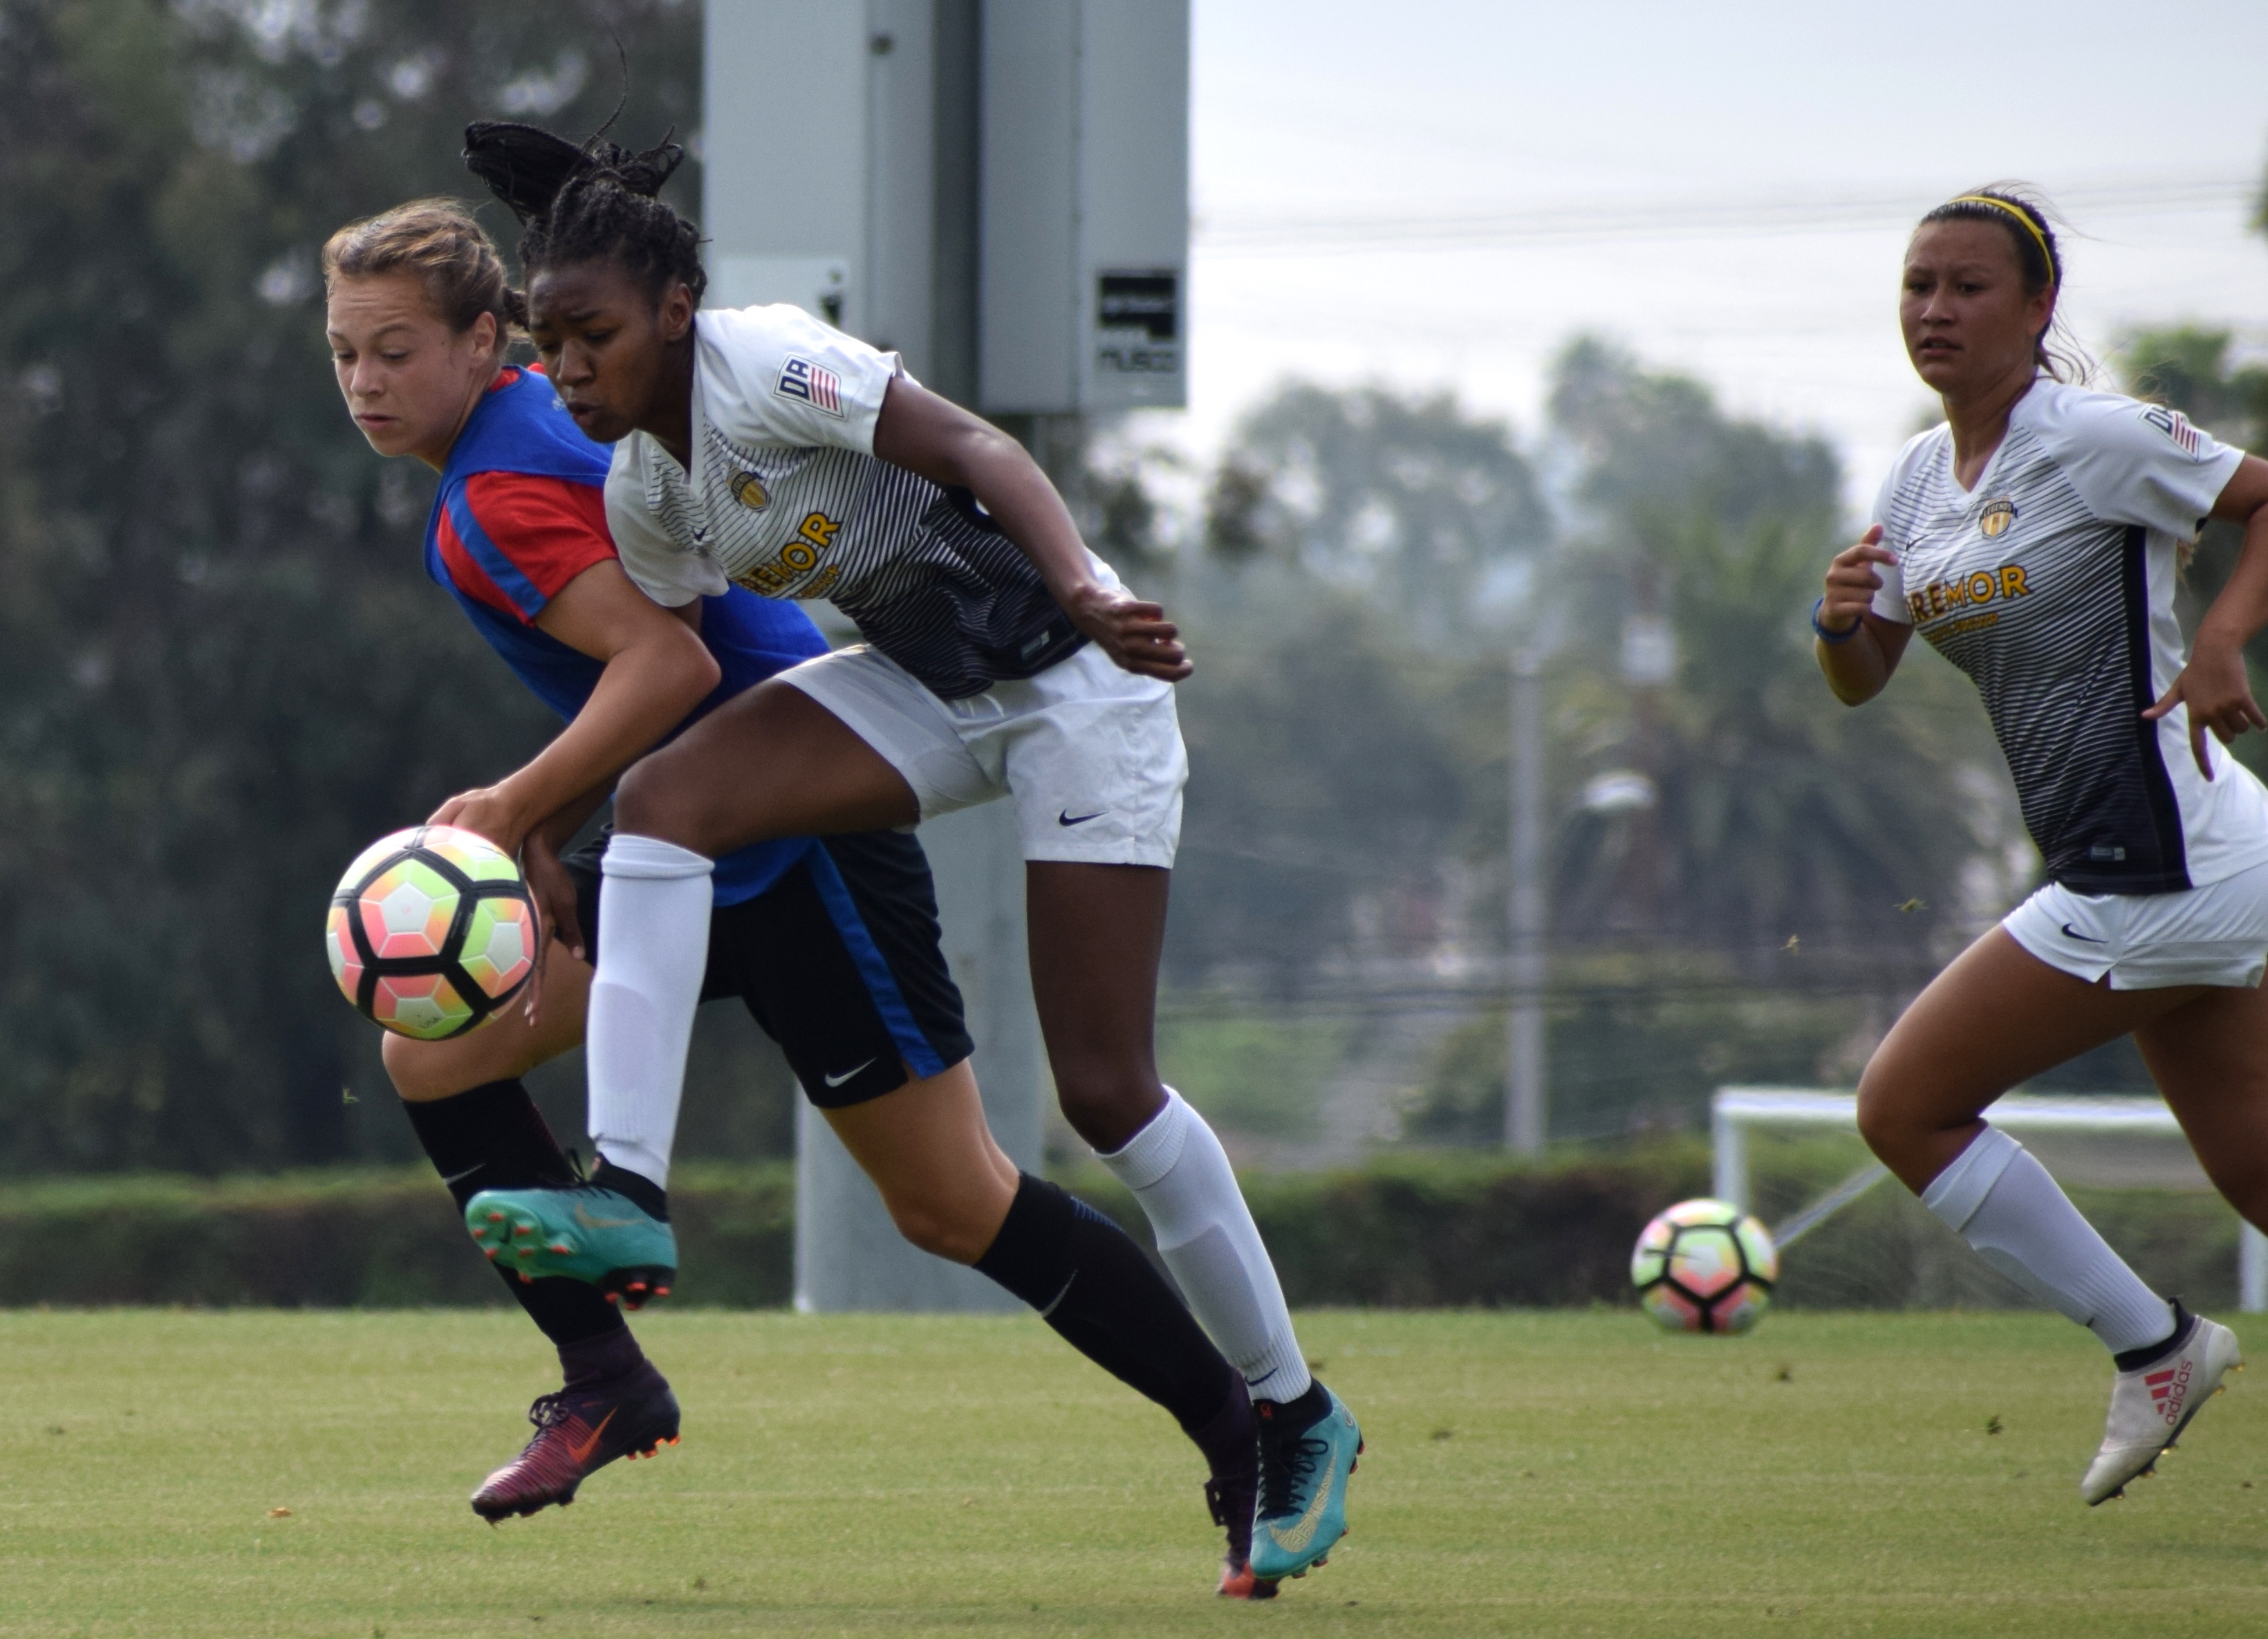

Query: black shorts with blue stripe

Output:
[566, 830, 974, 1109]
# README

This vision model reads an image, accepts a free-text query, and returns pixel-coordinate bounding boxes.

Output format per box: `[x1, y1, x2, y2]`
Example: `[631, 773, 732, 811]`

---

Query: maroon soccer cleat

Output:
[1209, 1463, 1277, 1599]
[470, 1363, 682, 1521]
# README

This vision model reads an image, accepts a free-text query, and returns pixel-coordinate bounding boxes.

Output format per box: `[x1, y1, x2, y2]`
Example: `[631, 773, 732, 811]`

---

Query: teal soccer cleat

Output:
[1249, 1385, 1362, 1584]
[465, 1183, 678, 1308]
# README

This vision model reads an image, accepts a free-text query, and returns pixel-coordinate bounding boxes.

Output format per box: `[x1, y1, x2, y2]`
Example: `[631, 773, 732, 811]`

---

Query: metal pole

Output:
[1505, 649, 1545, 1155]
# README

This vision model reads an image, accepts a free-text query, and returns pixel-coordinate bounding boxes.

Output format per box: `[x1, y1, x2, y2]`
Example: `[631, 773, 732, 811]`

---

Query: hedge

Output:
[0, 1145, 2245, 1311]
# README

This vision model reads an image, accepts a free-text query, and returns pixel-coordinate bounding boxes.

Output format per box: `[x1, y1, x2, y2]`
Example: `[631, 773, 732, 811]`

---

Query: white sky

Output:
[1182, 0, 2268, 507]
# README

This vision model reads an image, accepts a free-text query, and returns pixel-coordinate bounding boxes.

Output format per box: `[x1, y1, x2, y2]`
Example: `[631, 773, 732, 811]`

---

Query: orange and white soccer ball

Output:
[1631, 1197, 1778, 1334]
[324, 825, 536, 1039]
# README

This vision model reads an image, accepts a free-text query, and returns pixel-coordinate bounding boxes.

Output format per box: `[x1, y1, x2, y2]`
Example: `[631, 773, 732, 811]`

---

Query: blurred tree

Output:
[2117, 324, 2268, 777]
[1200, 382, 1550, 642]
[1540, 339, 2003, 964]
[0, 0, 710, 1172]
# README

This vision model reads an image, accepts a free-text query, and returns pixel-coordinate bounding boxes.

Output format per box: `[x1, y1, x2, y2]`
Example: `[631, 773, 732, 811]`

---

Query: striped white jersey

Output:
[603, 305, 1082, 699]
[1869, 379, 2262, 893]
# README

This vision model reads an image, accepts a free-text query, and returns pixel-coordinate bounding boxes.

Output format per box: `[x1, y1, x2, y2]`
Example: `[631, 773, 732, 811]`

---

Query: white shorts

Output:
[778, 639, 1187, 868]
[2002, 855, 2268, 990]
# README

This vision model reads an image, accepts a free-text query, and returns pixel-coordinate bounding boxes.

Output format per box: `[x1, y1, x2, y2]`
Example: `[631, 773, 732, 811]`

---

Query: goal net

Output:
[1713, 1087, 2268, 1315]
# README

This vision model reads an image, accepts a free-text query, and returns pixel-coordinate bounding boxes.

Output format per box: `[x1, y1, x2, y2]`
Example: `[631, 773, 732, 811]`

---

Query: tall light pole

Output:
[1505, 649, 1546, 1155]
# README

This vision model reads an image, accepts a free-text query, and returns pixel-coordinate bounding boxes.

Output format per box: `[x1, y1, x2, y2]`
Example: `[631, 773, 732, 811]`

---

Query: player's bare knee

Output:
[1854, 1077, 1918, 1163]
[885, 1198, 985, 1265]
[613, 753, 711, 851]
[1053, 1073, 1164, 1152]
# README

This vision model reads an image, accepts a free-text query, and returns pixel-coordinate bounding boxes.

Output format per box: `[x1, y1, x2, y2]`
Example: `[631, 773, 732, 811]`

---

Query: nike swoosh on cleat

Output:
[823, 1059, 876, 1089]
[573, 1203, 640, 1230]
[2061, 923, 2107, 943]
[1058, 809, 1106, 826]
[565, 1407, 617, 1465]
[1265, 1438, 1340, 1556]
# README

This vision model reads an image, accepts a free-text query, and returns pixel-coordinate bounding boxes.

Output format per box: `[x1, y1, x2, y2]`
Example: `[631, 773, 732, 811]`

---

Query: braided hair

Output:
[463, 120, 707, 308]
[1915, 183, 2092, 385]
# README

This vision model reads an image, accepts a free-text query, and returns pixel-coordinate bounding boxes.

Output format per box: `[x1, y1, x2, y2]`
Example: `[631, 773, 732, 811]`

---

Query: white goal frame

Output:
[1712, 1086, 2268, 1314]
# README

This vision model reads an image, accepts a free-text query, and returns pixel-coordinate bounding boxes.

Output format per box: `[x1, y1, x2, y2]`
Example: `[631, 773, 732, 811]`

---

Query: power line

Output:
[1195, 176, 2260, 257]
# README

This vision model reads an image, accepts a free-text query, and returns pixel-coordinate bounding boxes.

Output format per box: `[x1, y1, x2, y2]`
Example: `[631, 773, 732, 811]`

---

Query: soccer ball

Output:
[325, 825, 536, 1039]
[1630, 1197, 1778, 1334]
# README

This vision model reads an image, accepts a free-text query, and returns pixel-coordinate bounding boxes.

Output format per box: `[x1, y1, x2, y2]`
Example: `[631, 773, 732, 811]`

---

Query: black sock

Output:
[2113, 1299, 2191, 1372]
[974, 1174, 1239, 1441]
[402, 1082, 638, 1356]
[591, 1157, 670, 1222]
[1256, 1379, 1331, 1430]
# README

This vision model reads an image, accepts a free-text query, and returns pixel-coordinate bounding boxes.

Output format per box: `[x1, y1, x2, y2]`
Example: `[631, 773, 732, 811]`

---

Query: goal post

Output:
[1711, 1086, 2268, 1314]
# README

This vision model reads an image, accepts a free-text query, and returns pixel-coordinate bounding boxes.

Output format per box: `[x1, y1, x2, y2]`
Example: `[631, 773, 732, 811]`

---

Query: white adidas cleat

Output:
[2081, 1307, 2243, 1506]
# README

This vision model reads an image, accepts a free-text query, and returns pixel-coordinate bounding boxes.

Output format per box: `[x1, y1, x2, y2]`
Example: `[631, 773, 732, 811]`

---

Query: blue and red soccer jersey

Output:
[425, 367, 825, 904]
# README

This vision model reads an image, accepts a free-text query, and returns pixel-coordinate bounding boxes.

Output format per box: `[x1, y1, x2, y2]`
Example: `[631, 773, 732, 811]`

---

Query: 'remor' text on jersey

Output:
[604, 306, 1082, 700]
[1870, 381, 2265, 893]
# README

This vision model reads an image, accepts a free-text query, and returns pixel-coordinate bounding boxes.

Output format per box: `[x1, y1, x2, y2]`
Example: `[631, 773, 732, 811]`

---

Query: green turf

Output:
[2, 1310, 2265, 1637]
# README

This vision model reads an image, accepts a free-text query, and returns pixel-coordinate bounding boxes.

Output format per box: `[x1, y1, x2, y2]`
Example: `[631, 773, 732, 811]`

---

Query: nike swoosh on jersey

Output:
[823, 1059, 877, 1089]
[574, 1203, 640, 1230]
[1264, 1437, 1341, 1555]
[2060, 923, 2107, 943]
[566, 1406, 618, 1465]
[1059, 809, 1106, 826]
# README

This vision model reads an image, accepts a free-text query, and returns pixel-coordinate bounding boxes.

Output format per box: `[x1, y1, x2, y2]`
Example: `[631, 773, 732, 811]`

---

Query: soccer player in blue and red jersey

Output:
[321, 201, 1266, 1593]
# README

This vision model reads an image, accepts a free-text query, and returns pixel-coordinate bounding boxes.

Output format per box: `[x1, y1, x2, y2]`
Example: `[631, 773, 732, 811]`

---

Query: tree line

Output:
[2, 0, 2263, 1167]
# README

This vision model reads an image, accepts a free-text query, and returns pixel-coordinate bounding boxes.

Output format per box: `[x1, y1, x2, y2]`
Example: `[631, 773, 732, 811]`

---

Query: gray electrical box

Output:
[703, 0, 1187, 414]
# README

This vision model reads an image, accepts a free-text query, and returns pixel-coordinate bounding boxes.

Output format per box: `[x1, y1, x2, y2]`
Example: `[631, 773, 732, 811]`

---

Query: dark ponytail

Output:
[463, 120, 707, 308]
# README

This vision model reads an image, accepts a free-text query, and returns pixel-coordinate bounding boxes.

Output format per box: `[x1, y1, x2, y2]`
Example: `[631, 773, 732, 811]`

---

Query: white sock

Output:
[584, 834, 714, 1190]
[1095, 1089, 1312, 1401]
[1922, 1125, 2175, 1355]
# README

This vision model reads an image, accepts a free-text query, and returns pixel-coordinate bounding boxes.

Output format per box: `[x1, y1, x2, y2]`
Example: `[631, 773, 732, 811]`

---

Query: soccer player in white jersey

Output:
[1816, 185, 2268, 1504]
[453, 122, 1359, 1585]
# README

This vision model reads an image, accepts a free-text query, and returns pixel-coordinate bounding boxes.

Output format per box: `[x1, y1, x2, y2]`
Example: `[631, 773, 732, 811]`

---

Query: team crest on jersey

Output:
[1978, 497, 2018, 538]
[2141, 405, 2202, 456]
[729, 470, 771, 511]
[776, 356, 844, 418]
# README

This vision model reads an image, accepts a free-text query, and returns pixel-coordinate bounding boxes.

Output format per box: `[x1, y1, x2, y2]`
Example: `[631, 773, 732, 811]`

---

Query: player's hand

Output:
[2144, 634, 2268, 780]
[427, 786, 530, 859]
[1820, 526, 1895, 635]
[1062, 583, 1193, 682]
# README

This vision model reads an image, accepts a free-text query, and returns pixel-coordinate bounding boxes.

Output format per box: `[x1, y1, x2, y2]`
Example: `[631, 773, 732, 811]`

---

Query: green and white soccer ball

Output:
[1631, 1197, 1778, 1334]
[324, 825, 536, 1040]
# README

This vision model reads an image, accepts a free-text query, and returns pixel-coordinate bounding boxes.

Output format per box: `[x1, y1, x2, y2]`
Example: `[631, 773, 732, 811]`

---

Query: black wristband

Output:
[1812, 597, 1861, 645]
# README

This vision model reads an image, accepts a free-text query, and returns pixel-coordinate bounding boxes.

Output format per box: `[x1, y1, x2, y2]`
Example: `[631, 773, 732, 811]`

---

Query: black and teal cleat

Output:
[465, 1183, 678, 1308]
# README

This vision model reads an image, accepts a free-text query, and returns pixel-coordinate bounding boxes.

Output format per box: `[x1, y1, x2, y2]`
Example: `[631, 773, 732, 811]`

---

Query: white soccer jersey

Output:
[1870, 379, 2261, 893]
[603, 305, 1082, 699]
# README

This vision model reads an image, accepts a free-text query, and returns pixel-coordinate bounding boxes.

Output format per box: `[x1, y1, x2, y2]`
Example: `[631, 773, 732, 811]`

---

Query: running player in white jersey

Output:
[456, 122, 1359, 1586]
[1817, 185, 2268, 1505]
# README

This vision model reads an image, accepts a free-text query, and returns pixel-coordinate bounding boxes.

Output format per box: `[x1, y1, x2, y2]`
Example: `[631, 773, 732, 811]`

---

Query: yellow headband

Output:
[1948, 195, 2056, 286]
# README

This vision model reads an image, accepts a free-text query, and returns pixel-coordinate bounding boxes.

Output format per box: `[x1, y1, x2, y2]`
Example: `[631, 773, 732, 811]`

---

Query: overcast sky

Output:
[1182, 0, 2268, 505]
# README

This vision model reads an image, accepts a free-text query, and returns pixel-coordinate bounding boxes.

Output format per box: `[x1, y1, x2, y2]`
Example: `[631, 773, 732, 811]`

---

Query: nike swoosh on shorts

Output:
[2061, 923, 2107, 943]
[1058, 809, 1106, 826]
[823, 1059, 876, 1089]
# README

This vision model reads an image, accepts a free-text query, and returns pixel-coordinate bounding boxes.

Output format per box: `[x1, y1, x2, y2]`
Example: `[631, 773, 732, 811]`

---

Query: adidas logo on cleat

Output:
[2146, 1361, 2192, 1426]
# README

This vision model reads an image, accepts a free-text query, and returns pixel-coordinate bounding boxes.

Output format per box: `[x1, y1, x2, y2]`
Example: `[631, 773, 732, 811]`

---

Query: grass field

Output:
[3, 1310, 2266, 1637]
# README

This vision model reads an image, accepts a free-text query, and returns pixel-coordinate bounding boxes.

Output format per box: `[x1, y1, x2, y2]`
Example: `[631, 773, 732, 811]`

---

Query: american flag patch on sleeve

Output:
[2143, 405, 2202, 456]
[776, 356, 844, 418]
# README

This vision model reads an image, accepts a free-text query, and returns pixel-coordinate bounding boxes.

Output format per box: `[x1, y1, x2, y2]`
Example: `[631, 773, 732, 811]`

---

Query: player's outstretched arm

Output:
[2144, 453, 2268, 778]
[871, 375, 1192, 682]
[430, 561, 719, 855]
[1815, 525, 1913, 706]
